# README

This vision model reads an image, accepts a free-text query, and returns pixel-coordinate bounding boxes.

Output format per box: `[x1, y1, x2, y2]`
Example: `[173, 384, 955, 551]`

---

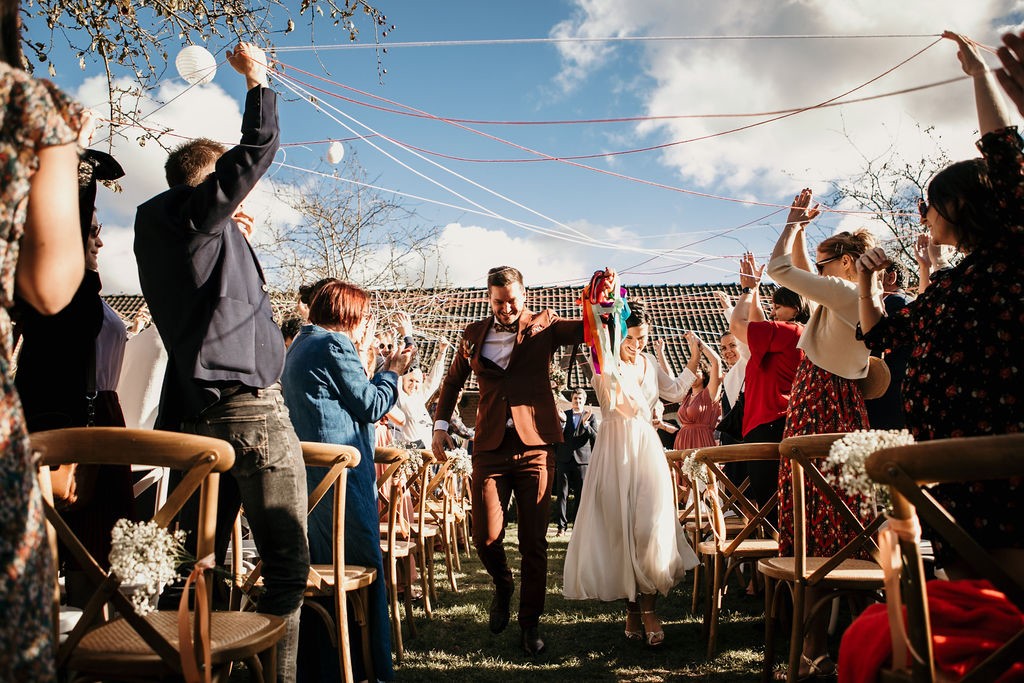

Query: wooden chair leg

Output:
[349, 588, 375, 683]
[787, 582, 805, 683]
[691, 552, 703, 613]
[259, 640, 278, 683]
[444, 523, 458, 592]
[402, 555, 417, 639]
[386, 555, 404, 663]
[335, 583, 354, 683]
[416, 541, 433, 618]
[761, 576, 777, 683]
[706, 552, 723, 658]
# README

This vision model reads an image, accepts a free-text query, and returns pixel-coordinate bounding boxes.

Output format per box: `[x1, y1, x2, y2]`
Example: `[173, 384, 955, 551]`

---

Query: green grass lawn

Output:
[395, 525, 776, 682]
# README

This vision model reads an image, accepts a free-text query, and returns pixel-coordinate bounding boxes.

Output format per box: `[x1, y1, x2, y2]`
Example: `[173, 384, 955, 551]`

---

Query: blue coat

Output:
[282, 325, 399, 681]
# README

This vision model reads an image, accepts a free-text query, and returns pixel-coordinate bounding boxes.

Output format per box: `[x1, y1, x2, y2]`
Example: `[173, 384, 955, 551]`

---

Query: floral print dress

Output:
[0, 62, 81, 680]
[861, 126, 1024, 562]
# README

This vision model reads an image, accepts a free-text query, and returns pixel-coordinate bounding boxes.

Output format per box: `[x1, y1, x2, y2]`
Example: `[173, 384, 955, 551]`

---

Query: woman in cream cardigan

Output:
[765, 189, 876, 680]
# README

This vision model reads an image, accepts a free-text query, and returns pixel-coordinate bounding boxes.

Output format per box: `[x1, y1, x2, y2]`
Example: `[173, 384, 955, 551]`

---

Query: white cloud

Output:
[553, 0, 1018, 200]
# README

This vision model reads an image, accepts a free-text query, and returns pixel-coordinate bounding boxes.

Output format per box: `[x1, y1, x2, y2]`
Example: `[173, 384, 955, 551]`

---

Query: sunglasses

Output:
[814, 254, 842, 274]
[918, 198, 928, 223]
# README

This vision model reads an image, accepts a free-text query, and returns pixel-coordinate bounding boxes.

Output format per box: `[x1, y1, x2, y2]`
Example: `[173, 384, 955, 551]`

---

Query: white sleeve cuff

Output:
[433, 420, 450, 432]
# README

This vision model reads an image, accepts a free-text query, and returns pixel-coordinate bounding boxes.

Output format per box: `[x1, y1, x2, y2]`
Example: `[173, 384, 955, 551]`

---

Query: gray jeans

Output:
[181, 384, 309, 683]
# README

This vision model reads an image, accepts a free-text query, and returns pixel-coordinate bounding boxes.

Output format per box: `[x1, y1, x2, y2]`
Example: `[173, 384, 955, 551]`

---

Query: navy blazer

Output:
[557, 408, 596, 465]
[134, 86, 283, 427]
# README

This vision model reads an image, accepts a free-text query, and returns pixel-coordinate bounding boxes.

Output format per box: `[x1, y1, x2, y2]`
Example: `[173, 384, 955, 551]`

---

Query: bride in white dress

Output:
[563, 299, 700, 647]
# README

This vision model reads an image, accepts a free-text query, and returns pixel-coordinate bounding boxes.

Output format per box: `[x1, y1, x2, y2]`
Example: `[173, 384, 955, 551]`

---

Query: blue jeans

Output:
[181, 385, 309, 683]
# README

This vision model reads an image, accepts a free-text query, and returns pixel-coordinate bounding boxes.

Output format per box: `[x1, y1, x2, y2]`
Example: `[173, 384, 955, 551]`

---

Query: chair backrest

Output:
[778, 433, 884, 582]
[31, 427, 235, 672]
[302, 443, 362, 589]
[867, 433, 1024, 682]
[374, 446, 411, 555]
[665, 448, 699, 518]
[694, 442, 781, 552]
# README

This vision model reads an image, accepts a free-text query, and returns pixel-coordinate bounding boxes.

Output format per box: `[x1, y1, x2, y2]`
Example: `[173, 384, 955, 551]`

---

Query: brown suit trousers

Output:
[471, 428, 554, 628]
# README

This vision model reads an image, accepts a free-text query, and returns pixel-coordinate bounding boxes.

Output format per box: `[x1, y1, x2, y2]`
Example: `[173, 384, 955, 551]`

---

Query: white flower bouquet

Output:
[108, 519, 187, 616]
[446, 447, 472, 477]
[680, 451, 708, 486]
[400, 448, 425, 478]
[823, 429, 915, 515]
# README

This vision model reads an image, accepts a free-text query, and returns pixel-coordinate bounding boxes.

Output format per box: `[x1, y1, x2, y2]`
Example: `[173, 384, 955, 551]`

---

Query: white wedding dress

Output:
[563, 352, 699, 601]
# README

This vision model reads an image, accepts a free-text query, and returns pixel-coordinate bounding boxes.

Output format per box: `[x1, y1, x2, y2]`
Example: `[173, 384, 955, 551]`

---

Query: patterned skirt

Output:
[778, 358, 870, 557]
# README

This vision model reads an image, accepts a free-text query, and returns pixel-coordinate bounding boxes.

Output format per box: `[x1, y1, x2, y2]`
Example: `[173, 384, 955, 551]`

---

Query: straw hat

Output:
[857, 356, 891, 400]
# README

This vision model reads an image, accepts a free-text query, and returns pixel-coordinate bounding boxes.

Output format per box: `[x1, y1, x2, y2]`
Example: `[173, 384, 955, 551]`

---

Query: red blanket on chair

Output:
[839, 580, 1024, 682]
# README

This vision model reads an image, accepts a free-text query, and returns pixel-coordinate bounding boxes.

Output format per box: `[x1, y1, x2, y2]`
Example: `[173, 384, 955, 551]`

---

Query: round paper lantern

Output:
[327, 141, 345, 164]
[175, 45, 217, 86]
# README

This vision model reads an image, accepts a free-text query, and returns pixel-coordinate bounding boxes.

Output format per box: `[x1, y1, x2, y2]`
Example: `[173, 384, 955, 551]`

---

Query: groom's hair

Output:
[486, 266, 524, 289]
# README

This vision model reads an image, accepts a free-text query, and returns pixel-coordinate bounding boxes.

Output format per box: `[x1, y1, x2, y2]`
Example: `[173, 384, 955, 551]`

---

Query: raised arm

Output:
[652, 338, 674, 377]
[729, 254, 765, 344]
[945, 31, 1013, 137]
[424, 338, 451, 396]
[683, 331, 701, 378]
[855, 247, 888, 334]
[17, 141, 85, 314]
[701, 339, 723, 402]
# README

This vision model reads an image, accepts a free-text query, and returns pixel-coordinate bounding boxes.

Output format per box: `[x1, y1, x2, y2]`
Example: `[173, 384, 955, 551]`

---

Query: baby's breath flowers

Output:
[400, 448, 425, 478]
[824, 430, 915, 515]
[108, 519, 186, 616]
[446, 447, 472, 477]
[680, 451, 708, 486]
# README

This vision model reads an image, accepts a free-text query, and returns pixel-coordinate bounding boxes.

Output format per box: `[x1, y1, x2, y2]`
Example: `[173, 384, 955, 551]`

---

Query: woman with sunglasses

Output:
[856, 32, 1024, 580]
[762, 191, 877, 680]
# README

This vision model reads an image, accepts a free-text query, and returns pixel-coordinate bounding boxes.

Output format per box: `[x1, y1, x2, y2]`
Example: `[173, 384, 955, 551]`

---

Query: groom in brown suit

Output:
[433, 265, 612, 655]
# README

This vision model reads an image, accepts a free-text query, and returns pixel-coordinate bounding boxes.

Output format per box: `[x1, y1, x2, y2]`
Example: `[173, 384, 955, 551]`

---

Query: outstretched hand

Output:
[944, 31, 989, 77]
[856, 247, 891, 276]
[786, 188, 821, 229]
[996, 30, 1024, 116]
[227, 42, 268, 89]
[739, 252, 763, 290]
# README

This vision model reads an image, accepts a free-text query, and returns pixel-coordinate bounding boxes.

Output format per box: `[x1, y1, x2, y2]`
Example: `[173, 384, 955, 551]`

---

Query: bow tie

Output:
[493, 320, 519, 334]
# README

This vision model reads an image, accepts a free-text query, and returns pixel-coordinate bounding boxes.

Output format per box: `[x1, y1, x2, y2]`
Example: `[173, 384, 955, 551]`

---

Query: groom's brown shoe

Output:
[489, 587, 513, 634]
[521, 625, 546, 656]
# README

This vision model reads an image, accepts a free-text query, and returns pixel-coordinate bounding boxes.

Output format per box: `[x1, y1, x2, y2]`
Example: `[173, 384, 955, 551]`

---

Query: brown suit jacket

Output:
[434, 308, 584, 453]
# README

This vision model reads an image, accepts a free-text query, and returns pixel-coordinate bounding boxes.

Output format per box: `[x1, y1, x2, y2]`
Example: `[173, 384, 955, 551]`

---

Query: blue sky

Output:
[27, 0, 1024, 293]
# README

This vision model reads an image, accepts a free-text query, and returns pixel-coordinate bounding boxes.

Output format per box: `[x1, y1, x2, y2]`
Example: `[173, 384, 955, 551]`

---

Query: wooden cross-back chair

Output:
[866, 433, 1024, 683]
[692, 442, 782, 658]
[374, 446, 422, 663]
[235, 442, 374, 683]
[33, 427, 285, 683]
[415, 457, 462, 594]
[666, 448, 757, 614]
[758, 433, 886, 683]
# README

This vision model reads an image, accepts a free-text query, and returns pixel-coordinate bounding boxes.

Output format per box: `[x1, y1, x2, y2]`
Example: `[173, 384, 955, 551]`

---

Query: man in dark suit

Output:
[133, 43, 308, 682]
[432, 265, 614, 656]
[553, 388, 596, 536]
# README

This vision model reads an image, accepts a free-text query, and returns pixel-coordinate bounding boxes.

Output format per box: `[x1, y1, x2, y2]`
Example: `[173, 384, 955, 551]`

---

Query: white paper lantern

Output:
[327, 141, 345, 164]
[175, 45, 217, 86]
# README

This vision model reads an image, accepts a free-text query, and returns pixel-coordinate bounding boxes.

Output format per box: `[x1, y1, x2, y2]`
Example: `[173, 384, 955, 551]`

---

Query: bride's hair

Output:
[625, 298, 647, 328]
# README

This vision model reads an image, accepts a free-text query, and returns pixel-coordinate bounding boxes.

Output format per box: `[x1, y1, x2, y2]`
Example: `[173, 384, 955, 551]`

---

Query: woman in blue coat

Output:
[282, 279, 414, 682]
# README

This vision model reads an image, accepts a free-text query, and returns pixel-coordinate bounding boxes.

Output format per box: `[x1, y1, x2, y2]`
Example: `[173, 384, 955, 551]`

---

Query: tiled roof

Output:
[103, 283, 772, 392]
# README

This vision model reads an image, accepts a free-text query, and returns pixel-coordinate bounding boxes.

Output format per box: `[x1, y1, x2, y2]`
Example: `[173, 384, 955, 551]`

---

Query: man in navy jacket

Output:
[553, 388, 596, 536]
[134, 43, 308, 682]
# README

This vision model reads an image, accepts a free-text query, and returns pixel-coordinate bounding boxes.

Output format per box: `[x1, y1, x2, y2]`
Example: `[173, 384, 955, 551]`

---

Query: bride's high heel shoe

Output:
[641, 610, 665, 647]
[624, 607, 643, 641]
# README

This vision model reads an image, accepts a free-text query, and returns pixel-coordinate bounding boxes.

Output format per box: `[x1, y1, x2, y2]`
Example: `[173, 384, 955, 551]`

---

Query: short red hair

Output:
[308, 280, 370, 331]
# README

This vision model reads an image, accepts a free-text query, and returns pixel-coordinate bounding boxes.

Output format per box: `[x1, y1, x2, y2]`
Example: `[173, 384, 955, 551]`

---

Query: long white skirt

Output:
[562, 414, 698, 602]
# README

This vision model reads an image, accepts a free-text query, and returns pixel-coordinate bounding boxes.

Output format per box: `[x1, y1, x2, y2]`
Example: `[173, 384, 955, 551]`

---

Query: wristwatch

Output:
[741, 286, 754, 294]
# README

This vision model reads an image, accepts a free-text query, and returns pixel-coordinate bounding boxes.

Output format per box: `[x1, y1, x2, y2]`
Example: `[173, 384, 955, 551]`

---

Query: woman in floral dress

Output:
[0, 3, 86, 676]
[857, 32, 1024, 572]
